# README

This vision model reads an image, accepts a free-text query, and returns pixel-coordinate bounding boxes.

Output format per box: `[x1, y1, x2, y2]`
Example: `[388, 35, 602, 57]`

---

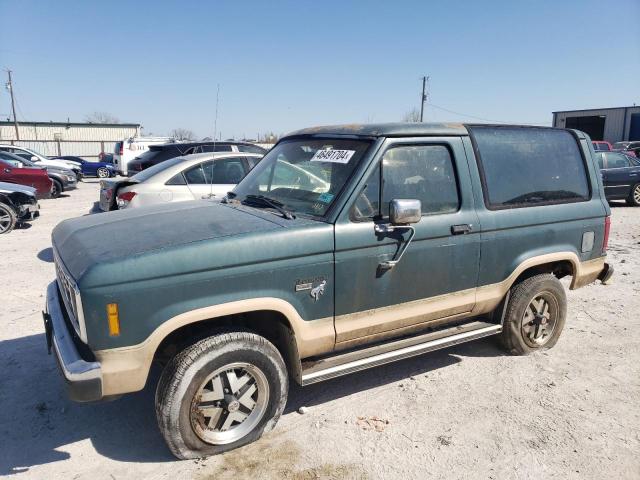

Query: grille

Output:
[54, 250, 82, 338]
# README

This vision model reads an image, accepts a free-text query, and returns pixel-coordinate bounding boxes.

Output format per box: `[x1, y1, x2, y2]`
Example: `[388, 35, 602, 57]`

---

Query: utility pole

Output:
[6, 70, 20, 140]
[419, 75, 429, 122]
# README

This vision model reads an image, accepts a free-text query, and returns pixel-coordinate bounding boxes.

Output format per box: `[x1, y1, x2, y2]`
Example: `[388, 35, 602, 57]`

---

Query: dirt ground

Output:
[1, 180, 639, 479]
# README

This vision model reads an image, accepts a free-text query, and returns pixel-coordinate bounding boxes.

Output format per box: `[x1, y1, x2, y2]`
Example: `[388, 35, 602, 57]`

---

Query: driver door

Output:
[333, 137, 480, 347]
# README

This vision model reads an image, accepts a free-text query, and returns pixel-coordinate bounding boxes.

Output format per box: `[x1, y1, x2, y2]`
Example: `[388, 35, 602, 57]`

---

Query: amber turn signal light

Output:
[107, 303, 120, 336]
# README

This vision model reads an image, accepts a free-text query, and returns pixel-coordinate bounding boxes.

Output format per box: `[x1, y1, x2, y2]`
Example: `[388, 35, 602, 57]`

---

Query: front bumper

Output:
[44, 281, 103, 402]
[18, 201, 40, 221]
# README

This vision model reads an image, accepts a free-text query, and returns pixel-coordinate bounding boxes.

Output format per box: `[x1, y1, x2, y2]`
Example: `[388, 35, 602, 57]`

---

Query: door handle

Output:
[451, 224, 472, 235]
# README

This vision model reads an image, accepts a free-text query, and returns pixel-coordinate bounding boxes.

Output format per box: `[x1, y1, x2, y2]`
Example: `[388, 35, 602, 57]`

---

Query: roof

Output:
[0, 120, 141, 128]
[285, 122, 468, 138]
[552, 106, 640, 114]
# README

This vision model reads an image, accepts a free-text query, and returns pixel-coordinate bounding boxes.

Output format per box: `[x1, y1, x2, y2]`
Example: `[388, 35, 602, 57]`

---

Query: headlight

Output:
[67, 175, 76, 181]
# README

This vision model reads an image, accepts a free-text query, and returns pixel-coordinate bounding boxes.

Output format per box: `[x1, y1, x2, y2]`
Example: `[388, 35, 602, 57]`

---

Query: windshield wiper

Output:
[241, 194, 296, 219]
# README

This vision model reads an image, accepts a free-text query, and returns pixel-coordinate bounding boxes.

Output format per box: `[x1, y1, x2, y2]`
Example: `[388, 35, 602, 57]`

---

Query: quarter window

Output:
[381, 145, 459, 217]
[470, 127, 590, 208]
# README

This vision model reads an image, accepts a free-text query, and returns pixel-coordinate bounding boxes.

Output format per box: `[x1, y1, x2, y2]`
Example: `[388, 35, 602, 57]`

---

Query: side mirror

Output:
[389, 199, 421, 225]
[31, 155, 38, 162]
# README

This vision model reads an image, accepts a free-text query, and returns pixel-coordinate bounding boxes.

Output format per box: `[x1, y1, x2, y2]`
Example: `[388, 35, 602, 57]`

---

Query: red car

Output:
[592, 141, 614, 152]
[0, 159, 53, 198]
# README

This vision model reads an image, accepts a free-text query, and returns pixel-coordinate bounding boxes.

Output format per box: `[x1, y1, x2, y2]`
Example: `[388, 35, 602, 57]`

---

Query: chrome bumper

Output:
[44, 281, 103, 402]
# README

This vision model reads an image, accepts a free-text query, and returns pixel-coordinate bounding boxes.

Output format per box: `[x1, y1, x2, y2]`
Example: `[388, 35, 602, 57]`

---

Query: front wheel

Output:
[0, 203, 17, 234]
[155, 331, 288, 459]
[97, 167, 110, 178]
[626, 183, 640, 207]
[500, 273, 567, 355]
[51, 179, 62, 198]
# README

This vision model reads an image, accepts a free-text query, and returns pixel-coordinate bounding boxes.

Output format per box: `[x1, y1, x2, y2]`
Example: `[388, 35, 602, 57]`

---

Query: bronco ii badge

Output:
[295, 277, 327, 301]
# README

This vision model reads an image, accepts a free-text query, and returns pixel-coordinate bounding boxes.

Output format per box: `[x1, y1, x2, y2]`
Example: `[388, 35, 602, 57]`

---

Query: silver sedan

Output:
[99, 152, 262, 211]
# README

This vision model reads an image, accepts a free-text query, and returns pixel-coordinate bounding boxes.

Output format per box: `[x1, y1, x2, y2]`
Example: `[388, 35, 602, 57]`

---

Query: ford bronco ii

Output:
[44, 123, 613, 458]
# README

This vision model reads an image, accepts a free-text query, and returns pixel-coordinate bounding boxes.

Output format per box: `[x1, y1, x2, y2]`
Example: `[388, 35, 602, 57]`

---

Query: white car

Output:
[113, 136, 173, 176]
[99, 152, 262, 211]
[0, 144, 82, 176]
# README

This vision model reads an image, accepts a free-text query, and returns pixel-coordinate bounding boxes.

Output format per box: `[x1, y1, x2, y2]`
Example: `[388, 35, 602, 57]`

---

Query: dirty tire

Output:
[500, 273, 567, 355]
[626, 183, 640, 207]
[0, 203, 17, 234]
[156, 331, 288, 459]
[51, 179, 62, 198]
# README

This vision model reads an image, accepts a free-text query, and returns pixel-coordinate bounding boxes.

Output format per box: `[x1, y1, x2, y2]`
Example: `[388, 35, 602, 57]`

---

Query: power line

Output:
[427, 102, 549, 125]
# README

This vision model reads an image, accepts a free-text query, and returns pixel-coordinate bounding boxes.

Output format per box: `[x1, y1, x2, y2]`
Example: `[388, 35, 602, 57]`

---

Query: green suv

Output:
[44, 123, 613, 458]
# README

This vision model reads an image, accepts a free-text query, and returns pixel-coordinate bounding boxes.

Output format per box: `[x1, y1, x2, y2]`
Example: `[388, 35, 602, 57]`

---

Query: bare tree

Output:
[259, 132, 279, 143]
[170, 128, 196, 141]
[402, 108, 421, 123]
[84, 111, 120, 124]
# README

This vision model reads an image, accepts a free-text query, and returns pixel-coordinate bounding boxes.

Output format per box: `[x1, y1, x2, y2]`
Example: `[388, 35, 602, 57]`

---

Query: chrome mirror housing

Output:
[389, 199, 421, 225]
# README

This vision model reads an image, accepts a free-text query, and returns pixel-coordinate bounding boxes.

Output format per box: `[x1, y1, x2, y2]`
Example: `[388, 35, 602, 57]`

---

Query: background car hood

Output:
[0, 181, 36, 196]
[52, 201, 288, 281]
[41, 159, 80, 170]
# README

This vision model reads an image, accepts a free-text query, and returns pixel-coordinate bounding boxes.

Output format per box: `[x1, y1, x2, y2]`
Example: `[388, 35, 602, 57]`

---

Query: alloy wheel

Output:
[634, 185, 640, 205]
[521, 292, 558, 347]
[97, 168, 109, 178]
[190, 362, 269, 445]
[0, 207, 13, 233]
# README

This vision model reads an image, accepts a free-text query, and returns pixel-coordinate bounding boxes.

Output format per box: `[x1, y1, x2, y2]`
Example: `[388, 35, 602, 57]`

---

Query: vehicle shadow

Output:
[37, 247, 54, 263]
[0, 333, 504, 474]
[87, 201, 102, 215]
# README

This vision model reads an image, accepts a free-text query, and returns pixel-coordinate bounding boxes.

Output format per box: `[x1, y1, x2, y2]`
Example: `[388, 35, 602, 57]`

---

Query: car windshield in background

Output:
[130, 157, 184, 181]
[232, 138, 372, 217]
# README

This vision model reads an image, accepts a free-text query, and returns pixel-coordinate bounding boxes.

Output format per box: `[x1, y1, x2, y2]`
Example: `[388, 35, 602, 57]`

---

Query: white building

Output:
[0, 120, 141, 159]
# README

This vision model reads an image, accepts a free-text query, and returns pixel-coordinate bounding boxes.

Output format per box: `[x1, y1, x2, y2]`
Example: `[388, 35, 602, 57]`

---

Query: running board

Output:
[301, 321, 502, 385]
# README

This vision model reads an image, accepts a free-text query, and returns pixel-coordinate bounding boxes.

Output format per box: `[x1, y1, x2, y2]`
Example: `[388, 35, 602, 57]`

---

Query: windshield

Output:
[130, 157, 184, 181]
[232, 138, 372, 217]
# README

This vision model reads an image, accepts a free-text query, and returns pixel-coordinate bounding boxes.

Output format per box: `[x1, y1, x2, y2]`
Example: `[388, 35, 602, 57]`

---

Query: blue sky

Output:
[1, 0, 639, 139]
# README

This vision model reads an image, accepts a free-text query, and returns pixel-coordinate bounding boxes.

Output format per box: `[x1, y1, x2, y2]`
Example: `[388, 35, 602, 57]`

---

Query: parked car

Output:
[0, 159, 52, 198]
[99, 152, 261, 211]
[595, 151, 640, 205]
[0, 144, 82, 179]
[113, 136, 173, 176]
[50, 155, 117, 178]
[126, 142, 267, 174]
[592, 141, 613, 152]
[1, 151, 77, 198]
[45, 123, 612, 459]
[0, 182, 40, 234]
[612, 141, 640, 158]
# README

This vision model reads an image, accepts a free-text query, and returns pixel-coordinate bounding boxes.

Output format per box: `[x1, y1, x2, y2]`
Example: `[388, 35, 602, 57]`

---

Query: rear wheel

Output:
[97, 167, 110, 178]
[626, 183, 640, 207]
[500, 274, 567, 355]
[51, 179, 62, 198]
[156, 331, 288, 459]
[0, 203, 17, 234]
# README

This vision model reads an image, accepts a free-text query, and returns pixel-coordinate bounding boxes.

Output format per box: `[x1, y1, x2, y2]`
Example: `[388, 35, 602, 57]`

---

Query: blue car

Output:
[49, 155, 116, 178]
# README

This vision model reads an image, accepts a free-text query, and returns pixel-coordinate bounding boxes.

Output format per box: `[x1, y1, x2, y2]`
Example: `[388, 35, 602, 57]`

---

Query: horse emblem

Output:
[310, 280, 326, 302]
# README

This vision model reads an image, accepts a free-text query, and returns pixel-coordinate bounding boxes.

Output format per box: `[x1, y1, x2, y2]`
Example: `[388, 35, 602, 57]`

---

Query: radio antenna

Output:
[209, 84, 220, 199]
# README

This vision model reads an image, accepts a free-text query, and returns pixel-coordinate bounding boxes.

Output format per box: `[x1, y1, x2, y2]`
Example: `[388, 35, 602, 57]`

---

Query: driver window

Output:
[381, 145, 459, 217]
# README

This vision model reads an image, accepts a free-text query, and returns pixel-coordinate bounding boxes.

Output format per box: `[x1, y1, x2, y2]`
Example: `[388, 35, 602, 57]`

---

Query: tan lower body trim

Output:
[95, 253, 606, 396]
[95, 298, 334, 396]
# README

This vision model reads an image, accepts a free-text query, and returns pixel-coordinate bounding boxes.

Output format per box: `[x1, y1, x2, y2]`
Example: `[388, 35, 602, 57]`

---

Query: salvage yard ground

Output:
[1, 180, 639, 479]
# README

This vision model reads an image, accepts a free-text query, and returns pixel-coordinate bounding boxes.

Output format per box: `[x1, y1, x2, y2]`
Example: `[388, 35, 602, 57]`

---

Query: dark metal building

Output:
[552, 106, 640, 143]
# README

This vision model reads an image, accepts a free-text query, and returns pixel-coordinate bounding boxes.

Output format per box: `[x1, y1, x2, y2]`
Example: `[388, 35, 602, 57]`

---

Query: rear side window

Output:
[237, 144, 266, 154]
[470, 127, 590, 209]
[199, 144, 233, 153]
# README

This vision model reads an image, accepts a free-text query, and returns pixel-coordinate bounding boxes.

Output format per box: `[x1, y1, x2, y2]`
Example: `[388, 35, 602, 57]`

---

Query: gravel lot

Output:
[1, 180, 639, 479]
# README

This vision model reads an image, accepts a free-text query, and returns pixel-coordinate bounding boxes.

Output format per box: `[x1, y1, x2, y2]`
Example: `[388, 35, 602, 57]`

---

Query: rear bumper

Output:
[44, 281, 103, 402]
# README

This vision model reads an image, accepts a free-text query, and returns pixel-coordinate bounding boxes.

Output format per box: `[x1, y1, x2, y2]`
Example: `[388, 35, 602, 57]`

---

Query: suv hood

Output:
[52, 201, 324, 283]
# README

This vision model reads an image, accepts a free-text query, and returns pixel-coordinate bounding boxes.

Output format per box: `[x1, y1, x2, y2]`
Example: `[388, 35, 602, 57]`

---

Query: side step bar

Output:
[301, 321, 502, 385]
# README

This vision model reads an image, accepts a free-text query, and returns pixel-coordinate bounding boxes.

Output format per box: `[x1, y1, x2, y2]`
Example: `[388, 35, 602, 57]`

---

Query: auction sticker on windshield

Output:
[310, 149, 356, 164]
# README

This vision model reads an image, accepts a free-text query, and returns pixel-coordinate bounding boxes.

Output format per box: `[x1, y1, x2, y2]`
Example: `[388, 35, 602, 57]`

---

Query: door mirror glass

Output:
[389, 199, 421, 225]
[31, 155, 39, 162]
